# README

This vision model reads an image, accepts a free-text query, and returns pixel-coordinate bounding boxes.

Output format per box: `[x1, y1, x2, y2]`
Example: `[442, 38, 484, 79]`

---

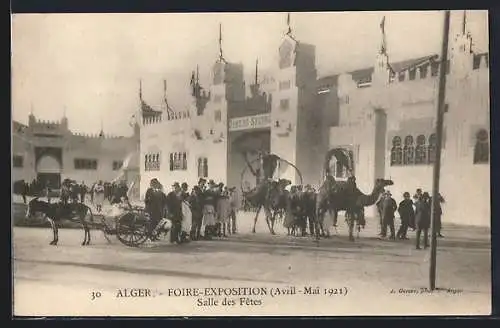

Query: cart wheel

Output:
[116, 212, 149, 247]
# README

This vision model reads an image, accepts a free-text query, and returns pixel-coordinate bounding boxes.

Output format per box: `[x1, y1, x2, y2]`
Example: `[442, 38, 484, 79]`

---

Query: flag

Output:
[129, 114, 137, 127]
[286, 13, 292, 35]
[190, 71, 195, 87]
[111, 152, 134, 184]
[380, 16, 387, 55]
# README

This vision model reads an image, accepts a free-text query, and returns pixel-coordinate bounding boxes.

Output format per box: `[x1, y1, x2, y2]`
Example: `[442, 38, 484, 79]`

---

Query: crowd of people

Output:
[14, 178, 128, 212]
[15, 174, 446, 249]
[144, 178, 240, 245]
[376, 188, 445, 249]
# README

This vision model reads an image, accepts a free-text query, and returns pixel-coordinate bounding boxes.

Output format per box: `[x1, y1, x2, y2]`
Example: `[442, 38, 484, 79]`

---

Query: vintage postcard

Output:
[11, 11, 491, 317]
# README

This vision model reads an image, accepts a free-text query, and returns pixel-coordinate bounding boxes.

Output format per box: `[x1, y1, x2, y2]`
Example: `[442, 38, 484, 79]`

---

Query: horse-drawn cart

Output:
[101, 203, 168, 247]
[100, 200, 191, 247]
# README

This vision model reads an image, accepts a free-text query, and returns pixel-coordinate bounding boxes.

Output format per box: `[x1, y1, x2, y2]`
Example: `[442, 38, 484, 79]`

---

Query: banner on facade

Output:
[229, 114, 271, 132]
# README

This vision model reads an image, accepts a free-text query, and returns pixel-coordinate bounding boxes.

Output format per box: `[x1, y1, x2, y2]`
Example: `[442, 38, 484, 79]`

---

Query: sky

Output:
[11, 11, 489, 136]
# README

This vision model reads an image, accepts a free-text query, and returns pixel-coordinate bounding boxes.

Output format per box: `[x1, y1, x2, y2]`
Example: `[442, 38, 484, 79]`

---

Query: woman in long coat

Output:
[414, 192, 431, 249]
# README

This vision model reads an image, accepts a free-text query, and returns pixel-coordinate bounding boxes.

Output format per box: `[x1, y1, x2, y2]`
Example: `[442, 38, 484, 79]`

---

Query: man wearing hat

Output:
[415, 192, 431, 249]
[166, 182, 183, 243]
[198, 178, 207, 192]
[228, 187, 239, 234]
[145, 178, 167, 239]
[189, 185, 204, 240]
[397, 192, 415, 240]
[380, 190, 397, 240]
[181, 183, 190, 201]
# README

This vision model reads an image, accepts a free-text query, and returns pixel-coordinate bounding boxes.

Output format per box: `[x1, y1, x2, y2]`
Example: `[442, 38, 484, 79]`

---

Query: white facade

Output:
[331, 26, 490, 226]
[12, 114, 139, 188]
[139, 15, 490, 227]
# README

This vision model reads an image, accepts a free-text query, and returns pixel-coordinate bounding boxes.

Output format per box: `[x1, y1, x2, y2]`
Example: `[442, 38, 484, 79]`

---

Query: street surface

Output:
[12, 203, 491, 317]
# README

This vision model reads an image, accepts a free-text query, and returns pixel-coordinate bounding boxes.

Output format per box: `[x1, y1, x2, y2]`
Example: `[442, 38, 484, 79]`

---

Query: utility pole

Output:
[429, 10, 451, 291]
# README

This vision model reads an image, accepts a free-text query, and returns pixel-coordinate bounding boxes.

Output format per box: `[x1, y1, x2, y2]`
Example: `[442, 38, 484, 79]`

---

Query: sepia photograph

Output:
[11, 10, 491, 316]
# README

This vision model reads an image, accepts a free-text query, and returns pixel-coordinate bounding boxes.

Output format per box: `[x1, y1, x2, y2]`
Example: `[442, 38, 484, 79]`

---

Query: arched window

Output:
[390, 136, 403, 166]
[403, 135, 414, 165]
[182, 152, 187, 170]
[473, 129, 489, 164]
[203, 158, 208, 177]
[428, 134, 437, 164]
[415, 135, 427, 164]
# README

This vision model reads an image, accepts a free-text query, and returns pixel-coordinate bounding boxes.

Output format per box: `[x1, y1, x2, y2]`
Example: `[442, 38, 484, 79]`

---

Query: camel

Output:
[316, 176, 394, 241]
[243, 178, 291, 235]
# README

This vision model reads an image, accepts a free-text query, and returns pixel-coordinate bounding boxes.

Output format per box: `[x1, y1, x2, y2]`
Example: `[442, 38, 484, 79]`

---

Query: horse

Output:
[25, 197, 96, 246]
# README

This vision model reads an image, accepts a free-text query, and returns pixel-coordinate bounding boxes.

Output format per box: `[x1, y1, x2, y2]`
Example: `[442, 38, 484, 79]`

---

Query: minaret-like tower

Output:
[450, 10, 474, 79]
[372, 15, 392, 86]
[270, 13, 319, 185]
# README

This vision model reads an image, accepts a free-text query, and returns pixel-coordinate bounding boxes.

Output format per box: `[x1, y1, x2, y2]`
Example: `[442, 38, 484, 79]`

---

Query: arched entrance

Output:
[36, 155, 62, 189]
[228, 129, 271, 190]
[324, 147, 355, 181]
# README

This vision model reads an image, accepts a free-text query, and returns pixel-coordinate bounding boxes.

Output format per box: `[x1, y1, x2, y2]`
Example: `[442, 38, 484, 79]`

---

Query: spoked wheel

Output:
[100, 216, 115, 244]
[116, 211, 149, 247]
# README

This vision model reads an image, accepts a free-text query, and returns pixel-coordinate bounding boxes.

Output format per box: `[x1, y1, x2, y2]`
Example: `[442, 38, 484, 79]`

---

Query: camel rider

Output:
[60, 180, 71, 205]
[261, 152, 280, 181]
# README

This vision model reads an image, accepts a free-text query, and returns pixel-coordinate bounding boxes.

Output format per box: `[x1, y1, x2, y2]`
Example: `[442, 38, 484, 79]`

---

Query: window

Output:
[403, 136, 415, 165]
[431, 62, 440, 76]
[214, 110, 222, 122]
[415, 135, 427, 164]
[473, 55, 482, 70]
[473, 129, 489, 164]
[280, 98, 290, 110]
[428, 134, 437, 164]
[145, 153, 160, 171]
[389, 71, 396, 82]
[419, 64, 428, 79]
[170, 152, 187, 171]
[13, 155, 23, 168]
[279, 80, 291, 90]
[398, 72, 405, 82]
[409, 69, 416, 80]
[390, 136, 403, 166]
[74, 158, 98, 170]
[197, 157, 208, 178]
[112, 160, 123, 171]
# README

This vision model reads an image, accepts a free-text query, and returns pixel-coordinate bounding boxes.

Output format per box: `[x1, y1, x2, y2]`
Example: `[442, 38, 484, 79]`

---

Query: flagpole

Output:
[429, 9, 450, 291]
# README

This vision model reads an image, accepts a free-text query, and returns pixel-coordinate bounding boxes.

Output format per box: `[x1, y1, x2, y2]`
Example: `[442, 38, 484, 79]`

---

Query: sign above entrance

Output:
[229, 114, 271, 132]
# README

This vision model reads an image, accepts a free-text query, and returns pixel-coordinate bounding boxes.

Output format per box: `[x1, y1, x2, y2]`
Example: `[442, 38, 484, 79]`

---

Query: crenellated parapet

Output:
[337, 51, 489, 95]
[142, 110, 191, 126]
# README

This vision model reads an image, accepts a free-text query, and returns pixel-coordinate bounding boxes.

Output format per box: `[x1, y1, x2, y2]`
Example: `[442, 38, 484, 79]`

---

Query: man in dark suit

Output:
[380, 191, 397, 240]
[144, 178, 167, 239]
[166, 182, 183, 244]
[397, 192, 414, 240]
[415, 192, 431, 249]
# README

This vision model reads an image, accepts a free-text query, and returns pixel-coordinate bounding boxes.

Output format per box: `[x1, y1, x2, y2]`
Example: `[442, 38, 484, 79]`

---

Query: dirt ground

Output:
[12, 210, 491, 317]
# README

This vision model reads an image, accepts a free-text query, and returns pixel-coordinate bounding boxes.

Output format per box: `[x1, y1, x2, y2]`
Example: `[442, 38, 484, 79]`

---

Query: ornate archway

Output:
[36, 155, 62, 189]
[324, 147, 354, 180]
[228, 129, 271, 190]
